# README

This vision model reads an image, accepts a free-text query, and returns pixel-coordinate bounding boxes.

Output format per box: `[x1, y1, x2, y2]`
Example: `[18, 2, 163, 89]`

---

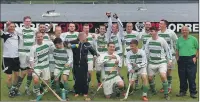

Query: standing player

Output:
[50, 25, 62, 40]
[52, 37, 73, 100]
[14, 16, 37, 95]
[98, 42, 124, 98]
[60, 23, 79, 42]
[158, 19, 178, 93]
[126, 40, 148, 101]
[123, 22, 140, 90]
[94, 24, 110, 86]
[82, 24, 96, 87]
[1, 23, 20, 97]
[139, 21, 152, 50]
[29, 32, 52, 100]
[107, 12, 123, 69]
[38, 23, 51, 41]
[145, 26, 172, 100]
[38, 23, 54, 92]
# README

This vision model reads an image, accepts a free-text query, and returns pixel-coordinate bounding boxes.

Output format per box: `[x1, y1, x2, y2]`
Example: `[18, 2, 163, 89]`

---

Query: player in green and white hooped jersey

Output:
[94, 25, 110, 87]
[52, 38, 73, 100]
[60, 23, 79, 42]
[39, 24, 51, 41]
[158, 20, 178, 93]
[145, 27, 172, 100]
[98, 42, 124, 98]
[50, 26, 62, 40]
[49, 25, 63, 89]
[82, 24, 96, 87]
[29, 32, 52, 100]
[139, 21, 152, 50]
[38, 23, 55, 92]
[9, 16, 38, 96]
[123, 22, 140, 90]
[107, 13, 123, 68]
[126, 40, 148, 101]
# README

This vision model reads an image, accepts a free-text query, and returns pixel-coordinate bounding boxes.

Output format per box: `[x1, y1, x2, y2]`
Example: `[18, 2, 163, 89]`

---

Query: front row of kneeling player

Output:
[9, 26, 171, 101]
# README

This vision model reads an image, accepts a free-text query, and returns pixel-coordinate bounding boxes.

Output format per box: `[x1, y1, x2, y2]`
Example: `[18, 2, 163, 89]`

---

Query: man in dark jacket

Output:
[65, 32, 97, 97]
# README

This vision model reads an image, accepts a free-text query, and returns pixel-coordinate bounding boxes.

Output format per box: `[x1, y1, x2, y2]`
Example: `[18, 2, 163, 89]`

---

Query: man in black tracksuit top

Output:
[67, 32, 97, 97]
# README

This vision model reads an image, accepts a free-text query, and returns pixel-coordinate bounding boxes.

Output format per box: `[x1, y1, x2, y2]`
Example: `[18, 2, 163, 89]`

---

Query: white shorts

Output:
[88, 61, 94, 71]
[49, 54, 55, 72]
[147, 63, 167, 76]
[103, 75, 123, 95]
[95, 56, 102, 71]
[129, 67, 147, 81]
[33, 68, 50, 81]
[19, 52, 30, 68]
[54, 69, 70, 76]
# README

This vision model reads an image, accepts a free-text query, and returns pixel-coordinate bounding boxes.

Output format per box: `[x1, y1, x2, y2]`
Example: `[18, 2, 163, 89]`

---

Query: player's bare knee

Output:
[148, 76, 153, 81]
[7, 75, 12, 82]
[129, 80, 134, 85]
[160, 73, 167, 81]
[118, 81, 124, 88]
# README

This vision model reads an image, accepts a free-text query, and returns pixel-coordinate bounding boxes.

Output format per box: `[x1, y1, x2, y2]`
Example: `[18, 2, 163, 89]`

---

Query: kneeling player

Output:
[126, 40, 148, 101]
[98, 42, 124, 99]
[53, 38, 73, 100]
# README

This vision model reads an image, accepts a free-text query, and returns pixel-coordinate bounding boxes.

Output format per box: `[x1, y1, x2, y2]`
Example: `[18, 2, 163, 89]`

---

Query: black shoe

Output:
[164, 94, 170, 100]
[190, 94, 197, 98]
[8, 90, 15, 98]
[176, 92, 186, 97]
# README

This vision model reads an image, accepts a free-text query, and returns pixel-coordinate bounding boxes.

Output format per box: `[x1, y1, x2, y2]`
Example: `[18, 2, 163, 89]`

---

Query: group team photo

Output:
[0, 0, 199, 101]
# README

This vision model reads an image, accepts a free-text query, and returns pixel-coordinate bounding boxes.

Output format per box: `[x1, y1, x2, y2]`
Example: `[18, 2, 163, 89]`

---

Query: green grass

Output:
[0, 34, 199, 101]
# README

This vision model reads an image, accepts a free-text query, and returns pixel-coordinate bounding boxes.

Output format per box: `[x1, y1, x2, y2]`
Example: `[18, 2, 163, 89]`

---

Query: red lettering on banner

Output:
[0, 22, 3, 30]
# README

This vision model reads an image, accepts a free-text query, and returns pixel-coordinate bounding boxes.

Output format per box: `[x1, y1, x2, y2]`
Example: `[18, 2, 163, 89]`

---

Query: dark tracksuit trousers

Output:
[177, 55, 197, 95]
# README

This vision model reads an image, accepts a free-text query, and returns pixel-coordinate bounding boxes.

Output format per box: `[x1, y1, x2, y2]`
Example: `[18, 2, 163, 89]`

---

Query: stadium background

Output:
[0, 0, 199, 101]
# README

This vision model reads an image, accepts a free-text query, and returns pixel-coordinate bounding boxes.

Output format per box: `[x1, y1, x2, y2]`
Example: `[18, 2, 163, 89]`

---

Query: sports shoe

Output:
[160, 88, 172, 93]
[151, 89, 157, 95]
[8, 90, 15, 98]
[164, 94, 170, 100]
[142, 96, 149, 101]
[13, 88, 21, 96]
[36, 94, 43, 101]
[113, 83, 121, 97]
[74, 94, 79, 97]
[159, 88, 164, 93]
[83, 94, 88, 97]
[25, 87, 31, 95]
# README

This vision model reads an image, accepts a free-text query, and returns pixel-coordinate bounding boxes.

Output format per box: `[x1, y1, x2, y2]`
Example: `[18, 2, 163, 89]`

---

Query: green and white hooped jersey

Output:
[53, 48, 73, 70]
[139, 31, 151, 50]
[87, 33, 94, 63]
[124, 31, 139, 52]
[60, 32, 79, 42]
[126, 49, 147, 72]
[29, 41, 51, 69]
[99, 53, 121, 80]
[96, 35, 108, 54]
[43, 33, 51, 41]
[158, 29, 178, 56]
[17, 27, 37, 53]
[145, 37, 172, 64]
[110, 33, 123, 56]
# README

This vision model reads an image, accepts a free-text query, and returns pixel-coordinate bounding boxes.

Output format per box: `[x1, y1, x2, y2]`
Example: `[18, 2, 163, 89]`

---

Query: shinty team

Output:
[1, 12, 181, 101]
